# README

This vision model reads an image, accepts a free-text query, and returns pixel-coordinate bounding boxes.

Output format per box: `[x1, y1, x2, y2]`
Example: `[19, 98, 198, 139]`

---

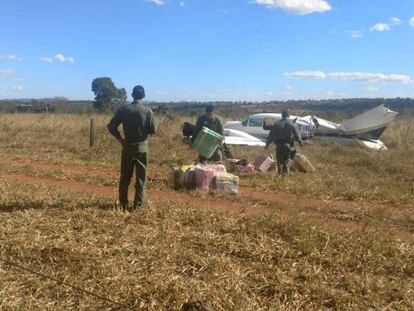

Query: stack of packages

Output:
[172, 163, 240, 195]
[225, 155, 274, 174]
[194, 164, 226, 192]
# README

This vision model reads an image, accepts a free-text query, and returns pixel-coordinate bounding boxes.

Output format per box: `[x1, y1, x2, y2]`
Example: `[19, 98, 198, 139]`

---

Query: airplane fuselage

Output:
[224, 113, 317, 141]
[224, 105, 398, 150]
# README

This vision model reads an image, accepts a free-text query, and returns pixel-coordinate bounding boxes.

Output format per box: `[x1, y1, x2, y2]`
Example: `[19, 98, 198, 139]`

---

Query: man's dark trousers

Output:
[119, 145, 148, 208]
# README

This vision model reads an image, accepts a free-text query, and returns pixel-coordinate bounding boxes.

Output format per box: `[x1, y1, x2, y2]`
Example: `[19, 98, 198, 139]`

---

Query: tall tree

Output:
[116, 88, 127, 105]
[91, 77, 126, 112]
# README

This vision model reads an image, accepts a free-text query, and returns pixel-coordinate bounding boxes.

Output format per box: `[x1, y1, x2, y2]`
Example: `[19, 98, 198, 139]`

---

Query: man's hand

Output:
[118, 138, 125, 146]
[265, 144, 269, 151]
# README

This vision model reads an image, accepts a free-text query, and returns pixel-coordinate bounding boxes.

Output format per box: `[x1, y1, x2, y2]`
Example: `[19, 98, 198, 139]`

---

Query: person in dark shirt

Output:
[107, 85, 157, 210]
[265, 109, 302, 176]
[191, 105, 224, 163]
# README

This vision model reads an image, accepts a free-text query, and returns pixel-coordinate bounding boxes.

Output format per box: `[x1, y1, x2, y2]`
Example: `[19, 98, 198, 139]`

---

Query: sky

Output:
[1, 0, 414, 101]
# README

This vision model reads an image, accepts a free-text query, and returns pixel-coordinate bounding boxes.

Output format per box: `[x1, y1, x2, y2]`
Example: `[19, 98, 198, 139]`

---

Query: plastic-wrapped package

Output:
[224, 159, 240, 172]
[172, 165, 198, 189]
[194, 167, 216, 192]
[291, 154, 316, 173]
[203, 163, 227, 173]
[253, 155, 273, 172]
[234, 163, 255, 174]
[214, 172, 240, 195]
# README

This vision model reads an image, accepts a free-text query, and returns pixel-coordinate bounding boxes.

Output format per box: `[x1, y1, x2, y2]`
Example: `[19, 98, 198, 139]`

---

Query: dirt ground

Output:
[1, 155, 413, 242]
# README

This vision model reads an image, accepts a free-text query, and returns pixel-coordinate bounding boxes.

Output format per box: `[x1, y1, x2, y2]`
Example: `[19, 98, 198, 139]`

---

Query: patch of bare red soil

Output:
[0, 157, 413, 241]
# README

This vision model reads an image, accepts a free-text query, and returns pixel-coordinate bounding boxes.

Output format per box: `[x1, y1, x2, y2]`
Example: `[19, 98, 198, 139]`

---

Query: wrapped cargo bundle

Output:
[204, 163, 226, 173]
[224, 159, 240, 172]
[291, 154, 316, 173]
[174, 163, 234, 193]
[234, 163, 255, 174]
[194, 167, 216, 192]
[214, 172, 240, 195]
[183, 167, 198, 189]
[253, 155, 273, 172]
[191, 127, 223, 159]
[172, 165, 197, 189]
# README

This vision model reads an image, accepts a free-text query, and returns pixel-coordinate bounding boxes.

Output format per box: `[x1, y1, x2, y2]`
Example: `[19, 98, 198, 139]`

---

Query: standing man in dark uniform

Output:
[191, 105, 224, 163]
[265, 109, 302, 176]
[107, 85, 157, 210]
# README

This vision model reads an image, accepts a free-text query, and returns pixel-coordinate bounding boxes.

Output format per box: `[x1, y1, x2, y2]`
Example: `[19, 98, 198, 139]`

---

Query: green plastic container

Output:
[191, 127, 223, 158]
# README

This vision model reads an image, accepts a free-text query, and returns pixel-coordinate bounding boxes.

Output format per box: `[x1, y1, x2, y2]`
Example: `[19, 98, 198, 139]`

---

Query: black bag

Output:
[236, 159, 249, 166]
[182, 122, 195, 137]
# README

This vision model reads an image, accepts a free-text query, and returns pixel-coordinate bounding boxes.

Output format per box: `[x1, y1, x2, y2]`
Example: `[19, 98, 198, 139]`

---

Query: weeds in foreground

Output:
[0, 179, 413, 310]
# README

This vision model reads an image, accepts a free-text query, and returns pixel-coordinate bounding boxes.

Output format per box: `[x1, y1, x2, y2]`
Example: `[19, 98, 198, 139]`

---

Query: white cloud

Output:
[179, 1, 185, 7]
[0, 55, 23, 62]
[253, 0, 332, 15]
[285, 71, 326, 79]
[285, 70, 413, 84]
[12, 86, 24, 91]
[370, 23, 391, 32]
[346, 30, 364, 38]
[370, 17, 403, 32]
[54, 54, 66, 62]
[328, 72, 412, 84]
[390, 17, 402, 25]
[146, 0, 164, 5]
[40, 56, 53, 63]
[54, 54, 75, 64]
[40, 54, 75, 64]
[410, 17, 414, 27]
[0, 68, 16, 80]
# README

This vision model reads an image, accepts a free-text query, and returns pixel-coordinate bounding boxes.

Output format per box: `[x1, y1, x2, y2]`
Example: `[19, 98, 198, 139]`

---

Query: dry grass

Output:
[0, 112, 414, 310]
[1, 179, 413, 310]
[0, 113, 413, 204]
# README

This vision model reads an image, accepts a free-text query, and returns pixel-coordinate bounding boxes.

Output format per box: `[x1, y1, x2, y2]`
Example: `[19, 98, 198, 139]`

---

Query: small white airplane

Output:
[223, 105, 398, 150]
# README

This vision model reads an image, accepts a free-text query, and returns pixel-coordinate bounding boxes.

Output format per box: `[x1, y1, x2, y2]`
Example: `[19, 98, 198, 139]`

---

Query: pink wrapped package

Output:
[234, 163, 255, 174]
[194, 167, 216, 192]
[203, 164, 227, 173]
[253, 155, 273, 172]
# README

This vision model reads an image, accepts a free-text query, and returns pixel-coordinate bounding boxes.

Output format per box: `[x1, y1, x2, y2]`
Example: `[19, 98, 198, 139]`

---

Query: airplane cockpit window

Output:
[248, 118, 263, 127]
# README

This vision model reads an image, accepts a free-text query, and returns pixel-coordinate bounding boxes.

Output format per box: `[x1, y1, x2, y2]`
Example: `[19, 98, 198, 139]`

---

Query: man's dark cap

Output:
[132, 85, 145, 100]
[206, 105, 214, 113]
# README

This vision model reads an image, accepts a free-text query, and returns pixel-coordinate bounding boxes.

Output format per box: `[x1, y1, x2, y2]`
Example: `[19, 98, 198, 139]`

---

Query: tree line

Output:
[1, 75, 414, 117]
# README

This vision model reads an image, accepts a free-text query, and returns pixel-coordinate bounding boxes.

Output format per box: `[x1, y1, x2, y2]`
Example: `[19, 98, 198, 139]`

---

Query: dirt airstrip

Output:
[1, 156, 413, 241]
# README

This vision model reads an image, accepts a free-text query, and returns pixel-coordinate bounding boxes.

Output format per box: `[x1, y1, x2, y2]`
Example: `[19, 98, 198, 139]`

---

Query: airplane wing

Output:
[223, 129, 266, 147]
[339, 105, 398, 136]
[358, 139, 388, 150]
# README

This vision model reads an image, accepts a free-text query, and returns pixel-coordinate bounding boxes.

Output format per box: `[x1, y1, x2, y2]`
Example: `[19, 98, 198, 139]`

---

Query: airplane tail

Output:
[338, 105, 398, 140]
